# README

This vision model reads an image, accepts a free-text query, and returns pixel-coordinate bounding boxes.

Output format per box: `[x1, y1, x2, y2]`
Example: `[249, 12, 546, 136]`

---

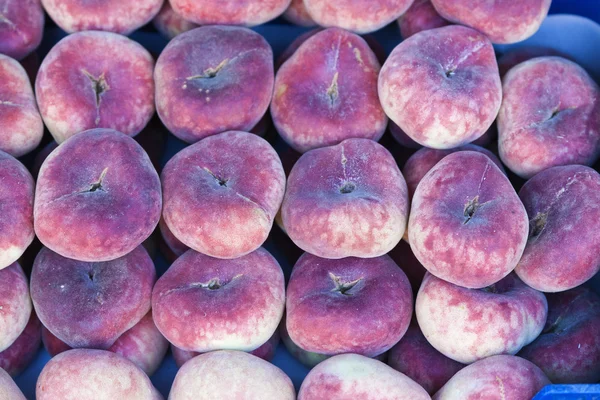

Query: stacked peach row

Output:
[0, 0, 599, 399]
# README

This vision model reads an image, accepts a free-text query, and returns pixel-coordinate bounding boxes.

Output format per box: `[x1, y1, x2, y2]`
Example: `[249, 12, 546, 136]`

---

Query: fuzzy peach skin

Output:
[35, 31, 155, 144]
[515, 165, 600, 292]
[299, 353, 430, 400]
[0, 368, 25, 399]
[497, 46, 569, 77]
[170, 0, 290, 26]
[431, 0, 551, 44]
[43, 312, 168, 376]
[153, 2, 198, 40]
[0, 152, 34, 270]
[408, 151, 528, 289]
[389, 121, 495, 149]
[171, 329, 280, 368]
[272, 28, 387, 153]
[34, 129, 162, 262]
[403, 144, 504, 201]
[388, 323, 464, 395]
[397, 0, 449, 39]
[287, 253, 413, 357]
[379, 25, 501, 149]
[162, 131, 285, 259]
[0, 312, 41, 377]
[41, 0, 163, 34]
[282, 138, 408, 258]
[152, 248, 285, 353]
[498, 57, 600, 179]
[31, 246, 155, 350]
[304, 0, 414, 34]
[37, 349, 162, 400]
[416, 273, 547, 364]
[518, 287, 600, 383]
[0, 54, 43, 157]
[283, 0, 316, 26]
[155, 26, 273, 144]
[170, 350, 294, 400]
[0, 263, 31, 353]
[434, 355, 549, 399]
[0, 0, 44, 60]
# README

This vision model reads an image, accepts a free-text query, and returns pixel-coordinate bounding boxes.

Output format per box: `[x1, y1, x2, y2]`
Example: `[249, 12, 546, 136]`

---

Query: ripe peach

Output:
[498, 57, 600, 178]
[170, 0, 290, 26]
[272, 28, 387, 153]
[35, 31, 155, 143]
[0, 263, 31, 353]
[0, 368, 25, 399]
[0, 312, 41, 377]
[282, 138, 409, 259]
[379, 25, 501, 149]
[155, 26, 274, 143]
[397, 0, 449, 39]
[152, 2, 198, 40]
[408, 151, 528, 289]
[0, 0, 44, 60]
[283, 0, 316, 26]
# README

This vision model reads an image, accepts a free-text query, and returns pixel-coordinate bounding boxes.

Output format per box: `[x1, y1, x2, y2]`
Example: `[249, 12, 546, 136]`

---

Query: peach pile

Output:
[3, 2, 600, 399]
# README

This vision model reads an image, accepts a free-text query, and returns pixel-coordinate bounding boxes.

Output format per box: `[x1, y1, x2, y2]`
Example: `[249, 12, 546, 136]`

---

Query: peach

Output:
[0, 151, 34, 270]
[42, 312, 168, 376]
[36, 349, 162, 400]
[171, 329, 280, 368]
[416, 273, 547, 364]
[299, 353, 430, 400]
[155, 26, 274, 143]
[283, 0, 316, 27]
[282, 138, 409, 259]
[152, 248, 285, 352]
[0, 368, 25, 399]
[170, 350, 295, 400]
[31, 246, 155, 349]
[0, 0, 44, 60]
[497, 46, 569, 77]
[41, 0, 162, 34]
[158, 218, 188, 262]
[34, 129, 162, 262]
[434, 355, 549, 399]
[518, 287, 600, 383]
[152, 2, 198, 40]
[403, 144, 505, 201]
[0, 312, 41, 377]
[397, 0, 449, 39]
[498, 57, 600, 179]
[0, 54, 43, 156]
[279, 322, 330, 368]
[35, 31, 155, 144]
[272, 28, 387, 153]
[304, 0, 415, 34]
[389, 121, 422, 149]
[408, 151, 528, 289]
[170, 0, 290, 26]
[388, 323, 464, 395]
[515, 165, 600, 292]
[287, 253, 413, 357]
[0, 263, 31, 353]
[162, 131, 285, 259]
[430, 0, 551, 44]
[379, 25, 501, 149]
[388, 240, 427, 295]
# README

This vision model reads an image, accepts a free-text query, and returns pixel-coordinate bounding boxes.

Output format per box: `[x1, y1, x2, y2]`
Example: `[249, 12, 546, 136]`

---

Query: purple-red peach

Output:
[515, 165, 600, 292]
[408, 151, 527, 289]
[0, 54, 43, 157]
[416, 273, 547, 364]
[0, 0, 44, 60]
[498, 57, 600, 179]
[0, 312, 41, 377]
[282, 138, 409, 259]
[434, 355, 549, 399]
[31, 246, 155, 350]
[152, 248, 285, 353]
[397, 0, 449, 39]
[170, 0, 290, 26]
[272, 28, 387, 153]
[430, 0, 551, 44]
[0, 263, 31, 353]
[379, 25, 501, 149]
[36, 349, 162, 399]
[152, 2, 198, 40]
[155, 26, 274, 144]
[35, 31, 155, 143]
[34, 129, 162, 262]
